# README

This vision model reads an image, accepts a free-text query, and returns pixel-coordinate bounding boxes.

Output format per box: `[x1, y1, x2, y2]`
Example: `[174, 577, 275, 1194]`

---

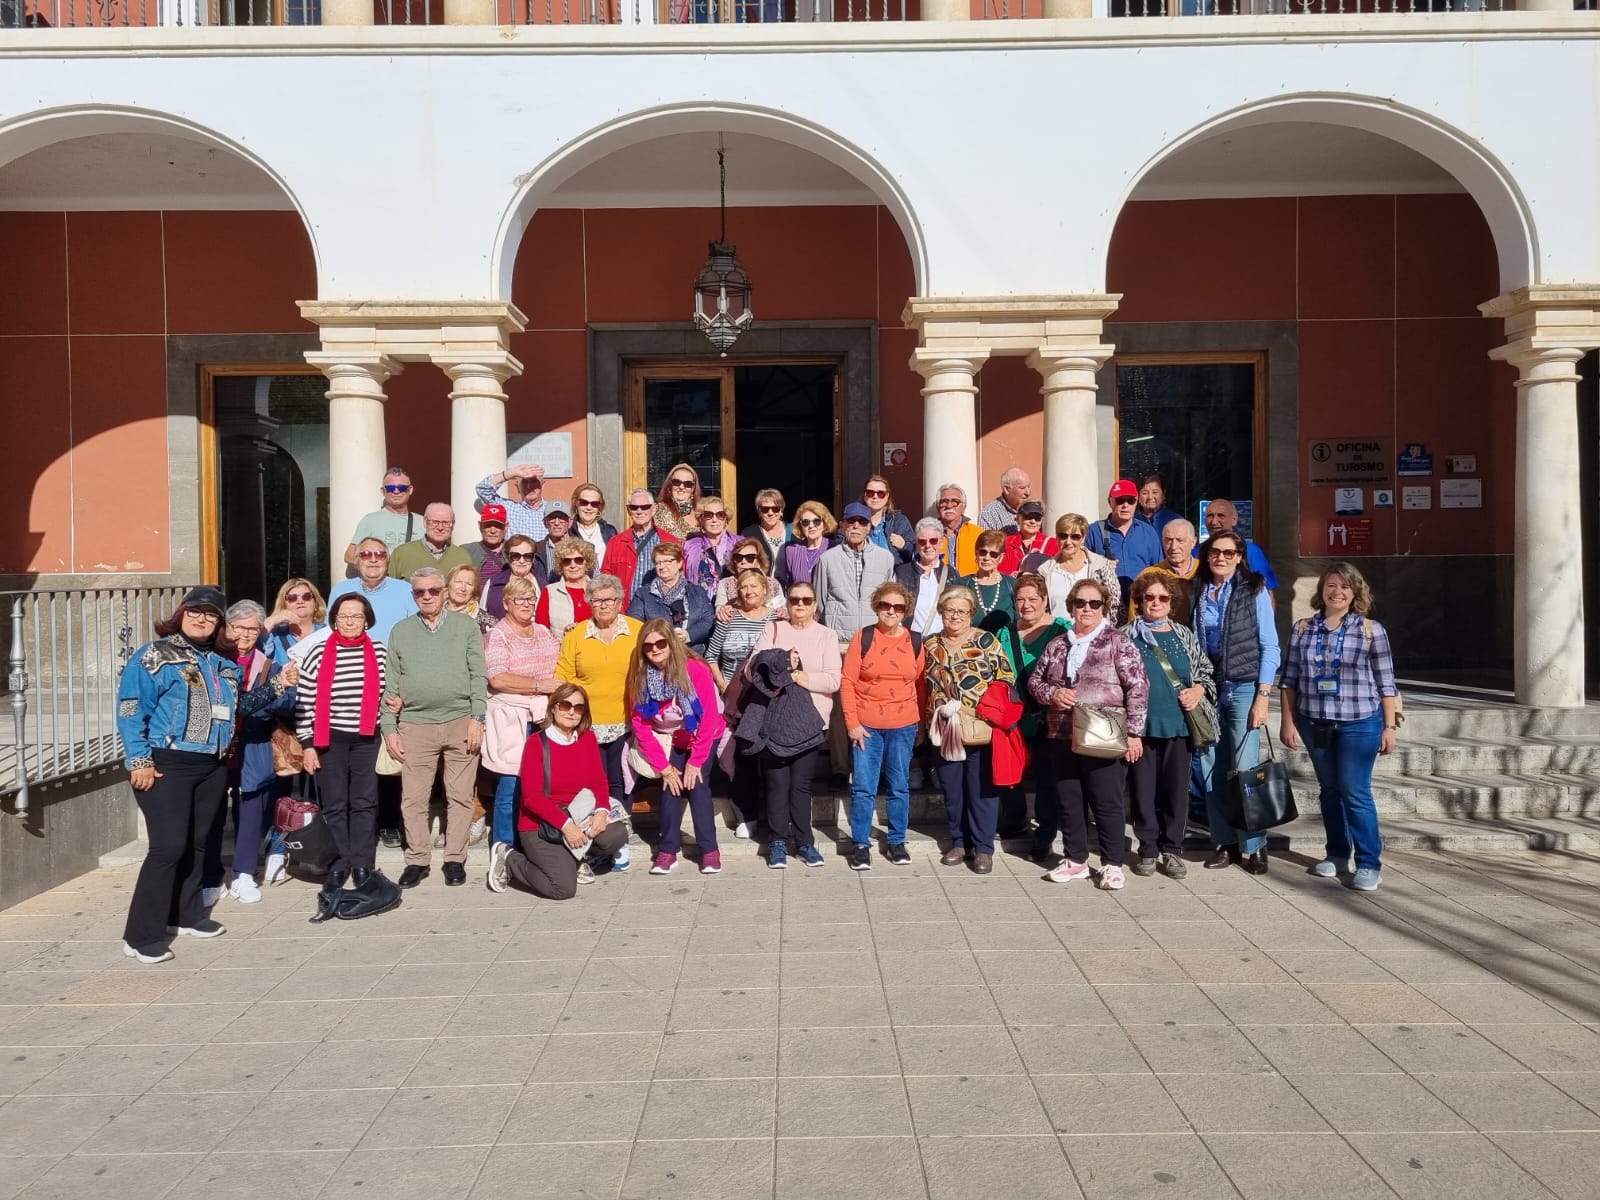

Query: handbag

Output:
[273, 787, 318, 833]
[1226, 728, 1299, 832]
[375, 736, 402, 777]
[1142, 637, 1219, 748]
[956, 706, 992, 747]
[626, 729, 674, 781]
[270, 722, 305, 776]
[1071, 704, 1128, 759]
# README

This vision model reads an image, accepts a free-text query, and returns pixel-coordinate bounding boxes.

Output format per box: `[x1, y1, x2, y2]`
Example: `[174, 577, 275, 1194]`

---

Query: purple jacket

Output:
[684, 530, 737, 600]
[775, 539, 835, 589]
[1028, 622, 1150, 740]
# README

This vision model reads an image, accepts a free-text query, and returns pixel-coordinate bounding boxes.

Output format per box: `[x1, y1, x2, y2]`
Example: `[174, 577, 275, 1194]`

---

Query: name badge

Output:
[211, 704, 233, 721]
[1314, 676, 1340, 696]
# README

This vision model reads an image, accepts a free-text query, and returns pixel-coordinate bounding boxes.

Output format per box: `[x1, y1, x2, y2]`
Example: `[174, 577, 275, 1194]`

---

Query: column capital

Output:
[303, 351, 402, 391]
[1482, 285, 1600, 370]
[1026, 345, 1116, 377]
[903, 294, 1120, 357]
[910, 347, 990, 381]
[297, 300, 528, 363]
[434, 352, 525, 387]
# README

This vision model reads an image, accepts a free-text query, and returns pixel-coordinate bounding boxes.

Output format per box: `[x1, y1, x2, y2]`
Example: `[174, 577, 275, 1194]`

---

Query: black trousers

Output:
[598, 736, 626, 812]
[315, 730, 380, 874]
[1129, 735, 1191, 858]
[124, 750, 228, 948]
[377, 773, 402, 834]
[762, 746, 818, 848]
[1050, 743, 1128, 866]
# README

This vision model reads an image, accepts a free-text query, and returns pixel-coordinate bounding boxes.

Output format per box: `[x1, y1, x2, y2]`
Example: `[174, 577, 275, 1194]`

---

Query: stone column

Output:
[1028, 346, 1113, 524]
[442, 0, 495, 21]
[305, 353, 398, 563]
[320, 0, 375, 24]
[1508, 346, 1586, 707]
[913, 350, 989, 515]
[439, 356, 521, 526]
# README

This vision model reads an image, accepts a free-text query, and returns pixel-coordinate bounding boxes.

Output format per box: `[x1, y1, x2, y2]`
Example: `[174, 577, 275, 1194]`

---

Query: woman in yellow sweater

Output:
[556, 573, 642, 837]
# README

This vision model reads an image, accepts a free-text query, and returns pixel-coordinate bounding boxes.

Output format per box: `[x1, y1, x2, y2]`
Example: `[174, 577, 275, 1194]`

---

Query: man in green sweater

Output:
[382, 566, 488, 888]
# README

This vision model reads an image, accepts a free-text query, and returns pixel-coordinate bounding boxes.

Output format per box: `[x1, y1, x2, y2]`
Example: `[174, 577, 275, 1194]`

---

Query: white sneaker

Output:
[612, 841, 632, 872]
[200, 885, 225, 908]
[1046, 858, 1091, 884]
[468, 817, 489, 846]
[228, 874, 262, 904]
[486, 842, 509, 894]
[576, 861, 597, 886]
[123, 942, 174, 965]
[1310, 859, 1342, 878]
[263, 853, 288, 886]
[734, 821, 752, 840]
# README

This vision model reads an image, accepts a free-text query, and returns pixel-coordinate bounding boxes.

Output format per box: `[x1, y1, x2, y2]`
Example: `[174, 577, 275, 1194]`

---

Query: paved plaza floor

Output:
[2, 839, 1600, 1199]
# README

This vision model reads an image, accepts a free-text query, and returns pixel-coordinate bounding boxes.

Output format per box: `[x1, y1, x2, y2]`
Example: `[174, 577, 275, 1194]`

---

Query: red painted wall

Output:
[1107, 193, 1512, 558]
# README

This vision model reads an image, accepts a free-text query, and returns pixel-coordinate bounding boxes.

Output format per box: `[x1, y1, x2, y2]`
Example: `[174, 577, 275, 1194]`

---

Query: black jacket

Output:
[735, 648, 825, 758]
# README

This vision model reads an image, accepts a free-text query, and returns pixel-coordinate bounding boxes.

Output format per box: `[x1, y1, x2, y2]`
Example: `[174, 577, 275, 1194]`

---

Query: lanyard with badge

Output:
[1312, 619, 1349, 696]
[199, 654, 232, 722]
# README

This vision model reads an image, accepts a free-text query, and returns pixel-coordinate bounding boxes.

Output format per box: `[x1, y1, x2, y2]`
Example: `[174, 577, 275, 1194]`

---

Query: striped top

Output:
[707, 610, 777, 679]
[294, 638, 389, 743]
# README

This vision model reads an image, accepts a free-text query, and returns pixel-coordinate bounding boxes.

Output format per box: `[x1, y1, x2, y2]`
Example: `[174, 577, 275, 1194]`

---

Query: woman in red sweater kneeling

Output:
[488, 682, 629, 900]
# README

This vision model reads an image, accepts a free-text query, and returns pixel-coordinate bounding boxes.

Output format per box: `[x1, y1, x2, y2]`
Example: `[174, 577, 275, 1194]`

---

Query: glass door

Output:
[625, 365, 735, 515]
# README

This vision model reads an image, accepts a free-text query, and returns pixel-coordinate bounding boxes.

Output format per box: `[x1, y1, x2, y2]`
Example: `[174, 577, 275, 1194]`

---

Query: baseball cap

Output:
[479, 503, 508, 526]
[1019, 501, 1045, 518]
[183, 585, 227, 614]
[1108, 479, 1138, 501]
[841, 502, 873, 523]
[544, 501, 571, 520]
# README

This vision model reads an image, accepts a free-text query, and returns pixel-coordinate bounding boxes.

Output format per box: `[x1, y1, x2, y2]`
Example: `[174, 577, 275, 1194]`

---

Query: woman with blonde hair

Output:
[654, 462, 703, 540]
[536, 536, 596, 639]
[1038, 514, 1120, 621]
[445, 561, 494, 635]
[569, 482, 617, 556]
[264, 577, 326, 664]
[713, 537, 784, 617]
[776, 500, 837, 590]
[685, 495, 738, 600]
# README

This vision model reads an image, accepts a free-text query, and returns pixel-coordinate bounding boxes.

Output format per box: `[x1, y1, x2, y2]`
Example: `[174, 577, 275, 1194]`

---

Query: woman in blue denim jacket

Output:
[115, 587, 287, 963]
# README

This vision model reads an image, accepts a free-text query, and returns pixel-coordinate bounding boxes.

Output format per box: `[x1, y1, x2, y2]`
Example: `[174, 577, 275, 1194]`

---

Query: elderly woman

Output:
[115, 587, 245, 962]
[1126, 570, 1214, 880]
[1280, 563, 1400, 892]
[569, 482, 617, 557]
[925, 584, 1017, 875]
[482, 575, 565, 863]
[1192, 530, 1280, 875]
[264, 577, 326, 664]
[776, 500, 836, 589]
[627, 619, 727, 875]
[202, 600, 294, 906]
[708, 567, 781, 839]
[1039, 515, 1120, 621]
[296, 593, 394, 916]
[654, 462, 703, 540]
[840, 580, 924, 869]
[445, 562, 495, 635]
[684, 495, 737, 600]
[483, 533, 544, 620]
[1030, 578, 1149, 891]
[1001, 501, 1058, 575]
[487, 682, 630, 899]
[742, 486, 790, 566]
[536, 535, 596, 639]
[745, 579, 842, 869]
[713, 537, 784, 618]
[960, 529, 1015, 633]
[995, 572, 1067, 854]
[627, 540, 713, 654]
[861, 474, 914, 563]
[556, 574, 641, 820]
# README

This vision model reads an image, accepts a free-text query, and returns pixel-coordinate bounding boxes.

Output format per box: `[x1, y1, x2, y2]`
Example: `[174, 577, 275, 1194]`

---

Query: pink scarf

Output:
[314, 631, 379, 746]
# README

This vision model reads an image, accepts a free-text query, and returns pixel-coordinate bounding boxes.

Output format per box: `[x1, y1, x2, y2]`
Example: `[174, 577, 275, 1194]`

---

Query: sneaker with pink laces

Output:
[1099, 864, 1126, 891]
[1045, 858, 1090, 883]
[699, 850, 722, 874]
[649, 852, 677, 875]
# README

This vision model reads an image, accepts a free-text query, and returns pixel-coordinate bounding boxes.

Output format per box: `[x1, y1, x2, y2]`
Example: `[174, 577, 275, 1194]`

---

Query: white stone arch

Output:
[490, 101, 928, 305]
[1102, 93, 1538, 294]
[0, 104, 322, 281]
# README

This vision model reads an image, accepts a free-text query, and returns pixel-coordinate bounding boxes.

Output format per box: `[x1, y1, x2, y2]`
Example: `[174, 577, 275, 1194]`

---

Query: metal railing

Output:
[1112, 0, 1510, 12]
[0, 585, 189, 817]
[0, 0, 318, 25]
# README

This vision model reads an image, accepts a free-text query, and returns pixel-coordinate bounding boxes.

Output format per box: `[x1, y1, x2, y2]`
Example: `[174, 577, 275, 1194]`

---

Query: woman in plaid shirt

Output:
[1279, 563, 1401, 893]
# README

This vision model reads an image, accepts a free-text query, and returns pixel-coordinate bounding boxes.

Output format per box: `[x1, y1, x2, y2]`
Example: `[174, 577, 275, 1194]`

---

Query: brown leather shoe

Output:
[971, 853, 993, 875]
[1244, 848, 1270, 875]
[1203, 847, 1240, 870]
[940, 846, 968, 866]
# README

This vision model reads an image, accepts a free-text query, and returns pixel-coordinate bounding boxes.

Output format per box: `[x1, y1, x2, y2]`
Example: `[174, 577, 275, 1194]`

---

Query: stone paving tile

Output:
[1346, 1130, 1553, 1198]
[21, 1151, 204, 1199]
[1063, 1133, 1242, 1199]
[619, 1138, 773, 1200]
[1489, 1131, 1600, 1200]
[1202, 1133, 1394, 1199]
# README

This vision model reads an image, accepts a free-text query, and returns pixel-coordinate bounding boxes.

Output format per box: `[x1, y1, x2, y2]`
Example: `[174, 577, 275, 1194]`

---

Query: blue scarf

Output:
[637, 664, 703, 733]
[1129, 617, 1172, 648]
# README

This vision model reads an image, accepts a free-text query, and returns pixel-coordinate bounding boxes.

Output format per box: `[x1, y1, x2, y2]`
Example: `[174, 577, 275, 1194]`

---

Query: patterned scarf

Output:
[1064, 618, 1109, 684]
[637, 664, 703, 732]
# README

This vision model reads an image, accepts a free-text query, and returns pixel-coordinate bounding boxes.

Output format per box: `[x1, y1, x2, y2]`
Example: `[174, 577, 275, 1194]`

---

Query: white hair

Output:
[936, 483, 967, 504]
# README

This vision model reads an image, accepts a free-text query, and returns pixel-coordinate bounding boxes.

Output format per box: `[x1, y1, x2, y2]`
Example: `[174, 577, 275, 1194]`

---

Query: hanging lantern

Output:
[692, 144, 754, 356]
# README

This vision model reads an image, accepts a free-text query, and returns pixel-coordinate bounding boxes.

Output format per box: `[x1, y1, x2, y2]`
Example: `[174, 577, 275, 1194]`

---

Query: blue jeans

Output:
[849, 724, 916, 847]
[935, 745, 998, 855]
[1198, 684, 1265, 854]
[493, 772, 519, 847]
[1296, 710, 1384, 871]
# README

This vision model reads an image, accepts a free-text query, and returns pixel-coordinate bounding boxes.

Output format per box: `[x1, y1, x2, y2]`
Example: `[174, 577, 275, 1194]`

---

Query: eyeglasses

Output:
[788, 596, 816, 606]
[383, 484, 411, 494]
[591, 596, 620, 605]
[642, 638, 669, 651]
[1070, 597, 1105, 610]
[734, 553, 760, 563]
[575, 498, 601, 508]
[358, 550, 389, 563]
[187, 610, 221, 622]
[627, 503, 654, 512]
[285, 591, 313, 603]
[229, 624, 261, 636]
[975, 549, 1001, 559]
[426, 519, 454, 527]
[1143, 593, 1172, 605]
[939, 607, 972, 618]
[702, 510, 727, 520]
[843, 518, 869, 527]
[413, 587, 443, 598]
[877, 602, 906, 613]
[916, 537, 942, 547]
[508, 596, 537, 607]
[758, 505, 782, 514]
[560, 556, 586, 566]
[863, 488, 888, 499]
[554, 699, 586, 714]
[335, 612, 367, 623]
[937, 499, 962, 508]
[797, 517, 822, 527]
[508, 551, 535, 562]
[1208, 548, 1239, 560]
[670, 479, 695, 489]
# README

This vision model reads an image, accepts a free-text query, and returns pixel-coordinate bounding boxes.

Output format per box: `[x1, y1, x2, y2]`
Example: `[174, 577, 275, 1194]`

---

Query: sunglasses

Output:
[877, 602, 906, 613]
[734, 553, 760, 563]
[863, 488, 888, 499]
[560, 556, 586, 565]
[702, 511, 727, 520]
[797, 517, 822, 527]
[916, 537, 942, 547]
[1143, 593, 1172, 605]
[758, 505, 782, 514]
[975, 549, 1001, 559]
[554, 699, 586, 714]
[413, 587, 443, 598]
[788, 596, 816, 606]
[383, 484, 411, 493]
[642, 638, 670, 651]
[1113, 497, 1137, 505]
[670, 479, 695, 488]
[1208, 548, 1239, 559]
[1061, 532, 1085, 542]
[627, 503, 654, 512]
[1071, 598, 1105, 610]
[937, 499, 962, 508]
[357, 549, 389, 561]
[285, 591, 313, 603]
[575, 498, 601, 508]
[508, 552, 535, 562]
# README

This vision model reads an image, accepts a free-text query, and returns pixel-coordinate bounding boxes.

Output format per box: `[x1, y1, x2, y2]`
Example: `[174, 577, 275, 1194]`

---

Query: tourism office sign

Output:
[1306, 438, 1394, 487]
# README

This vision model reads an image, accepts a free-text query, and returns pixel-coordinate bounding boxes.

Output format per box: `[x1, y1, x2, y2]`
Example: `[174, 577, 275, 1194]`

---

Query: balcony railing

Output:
[0, 586, 189, 816]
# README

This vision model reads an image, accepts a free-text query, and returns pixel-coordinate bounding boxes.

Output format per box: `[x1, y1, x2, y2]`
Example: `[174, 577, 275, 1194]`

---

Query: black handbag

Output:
[311, 868, 403, 923]
[1226, 729, 1299, 833]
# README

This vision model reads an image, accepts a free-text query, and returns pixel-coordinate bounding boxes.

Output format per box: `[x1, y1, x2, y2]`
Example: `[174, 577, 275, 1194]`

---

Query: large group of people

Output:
[113, 462, 1401, 964]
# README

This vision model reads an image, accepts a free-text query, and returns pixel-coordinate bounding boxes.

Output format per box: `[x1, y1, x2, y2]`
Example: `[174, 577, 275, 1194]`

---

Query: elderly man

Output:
[977, 467, 1032, 534]
[1135, 473, 1186, 538]
[601, 488, 679, 605]
[935, 483, 983, 576]
[476, 462, 549, 542]
[389, 503, 474, 583]
[1159, 519, 1201, 582]
[815, 502, 896, 786]
[462, 504, 509, 574]
[1199, 498, 1279, 589]
[343, 466, 423, 568]
[533, 500, 574, 576]
[383, 568, 488, 888]
[1084, 478, 1164, 599]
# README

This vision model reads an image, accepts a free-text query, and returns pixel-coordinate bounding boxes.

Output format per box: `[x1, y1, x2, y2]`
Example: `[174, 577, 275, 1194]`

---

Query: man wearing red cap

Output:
[463, 503, 509, 575]
[1084, 479, 1164, 600]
